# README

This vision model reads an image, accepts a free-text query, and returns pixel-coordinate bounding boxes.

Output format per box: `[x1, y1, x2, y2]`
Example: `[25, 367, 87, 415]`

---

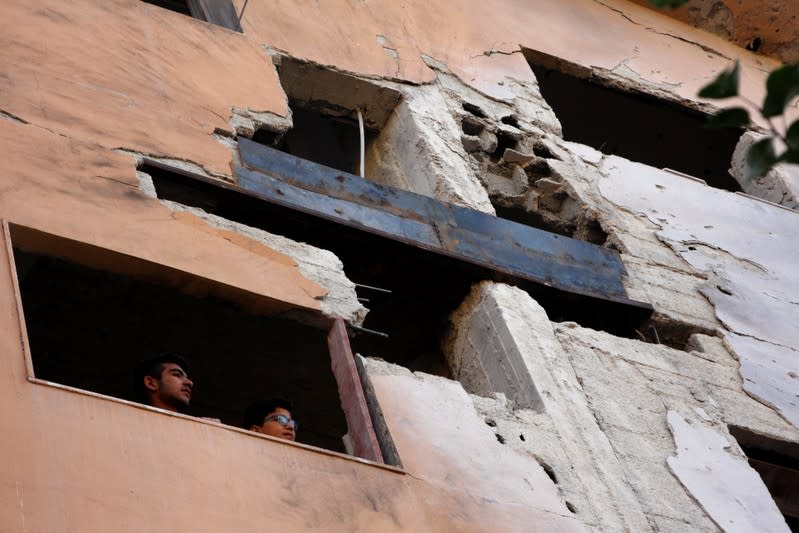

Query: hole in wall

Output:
[491, 130, 519, 161]
[746, 37, 762, 52]
[255, 106, 379, 176]
[729, 426, 799, 530]
[540, 462, 558, 484]
[141, 0, 193, 16]
[463, 101, 487, 118]
[565, 501, 577, 514]
[522, 48, 743, 192]
[143, 163, 655, 365]
[495, 433, 506, 444]
[462, 116, 485, 136]
[250, 56, 403, 178]
[501, 115, 520, 127]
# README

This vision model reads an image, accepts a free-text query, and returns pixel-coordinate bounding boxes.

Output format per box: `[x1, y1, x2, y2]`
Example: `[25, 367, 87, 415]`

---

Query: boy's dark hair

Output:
[134, 353, 190, 402]
[243, 397, 294, 429]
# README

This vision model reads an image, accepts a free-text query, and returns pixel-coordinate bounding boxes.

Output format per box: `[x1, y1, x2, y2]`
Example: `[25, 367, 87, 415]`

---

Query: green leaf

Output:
[699, 61, 740, 99]
[746, 138, 778, 180]
[647, 0, 690, 7]
[706, 107, 750, 128]
[786, 119, 799, 151]
[762, 64, 799, 118]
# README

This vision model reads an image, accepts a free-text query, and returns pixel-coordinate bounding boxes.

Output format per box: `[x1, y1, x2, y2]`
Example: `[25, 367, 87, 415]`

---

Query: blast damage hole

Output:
[540, 462, 558, 484]
[493, 204, 574, 239]
[746, 37, 762, 52]
[255, 106, 378, 176]
[495, 433, 506, 444]
[462, 115, 486, 136]
[565, 501, 577, 514]
[524, 51, 742, 191]
[463, 101, 488, 118]
[491, 130, 519, 161]
[145, 162, 654, 351]
[533, 141, 560, 161]
[729, 426, 799, 530]
[501, 115, 520, 127]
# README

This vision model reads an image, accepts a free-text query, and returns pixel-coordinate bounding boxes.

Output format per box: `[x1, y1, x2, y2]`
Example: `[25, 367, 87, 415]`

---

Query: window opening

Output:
[523, 49, 743, 192]
[10, 225, 379, 457]
[730, 426, 799, 530]
[250, 57, 402, 177]
[141, 0, 242, 31]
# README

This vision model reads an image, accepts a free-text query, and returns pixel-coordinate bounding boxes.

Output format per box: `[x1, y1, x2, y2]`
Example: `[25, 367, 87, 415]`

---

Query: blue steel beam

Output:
[234, 138, 649, 309]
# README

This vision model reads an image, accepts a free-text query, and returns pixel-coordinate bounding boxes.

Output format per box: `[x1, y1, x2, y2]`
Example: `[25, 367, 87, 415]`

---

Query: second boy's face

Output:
[253, 407, 296, 441]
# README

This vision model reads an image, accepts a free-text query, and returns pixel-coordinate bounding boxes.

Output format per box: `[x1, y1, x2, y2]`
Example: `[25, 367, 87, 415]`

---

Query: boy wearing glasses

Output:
[243, 398, 297, 441]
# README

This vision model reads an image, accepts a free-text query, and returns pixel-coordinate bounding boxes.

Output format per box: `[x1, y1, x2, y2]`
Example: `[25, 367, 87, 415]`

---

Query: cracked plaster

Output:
[234, 0, 787, 126]
[598, 155, 799, 428]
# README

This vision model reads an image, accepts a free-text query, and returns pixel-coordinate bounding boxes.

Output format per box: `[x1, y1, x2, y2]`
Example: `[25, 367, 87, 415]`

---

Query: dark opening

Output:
[144, 163, 654, 369]
[730, 426, 799, 530]
[141, 0, 194, 17]
[252, 107, 378, 176]
[493, 205, 575, 240]
[525, 52, 743, 191]
[12, 230, 348, 453]
[140, 0, 243, 31]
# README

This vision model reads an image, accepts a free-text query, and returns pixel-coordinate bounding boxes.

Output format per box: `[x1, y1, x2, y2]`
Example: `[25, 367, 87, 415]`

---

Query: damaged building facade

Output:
[1, 0, 798, 531]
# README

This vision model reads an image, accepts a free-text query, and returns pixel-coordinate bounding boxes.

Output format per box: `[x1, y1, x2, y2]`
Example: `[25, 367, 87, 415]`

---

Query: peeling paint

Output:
[666, 410, 789, 532]
[599, 155, 799, 429]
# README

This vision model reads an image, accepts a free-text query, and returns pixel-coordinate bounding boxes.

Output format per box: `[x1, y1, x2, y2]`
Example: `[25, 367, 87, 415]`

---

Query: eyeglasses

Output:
[263, 414, 298, 430]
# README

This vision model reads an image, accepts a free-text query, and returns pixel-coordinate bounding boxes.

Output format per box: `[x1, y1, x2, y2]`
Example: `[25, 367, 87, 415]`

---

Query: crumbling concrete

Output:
[444, 280, 798, 532]
[363, 355, 588, 533]
[137, 172, 367, 325]
[730, 132, 799, 210]
[366, 81, 495, 213]
[445, 282, 652, 532]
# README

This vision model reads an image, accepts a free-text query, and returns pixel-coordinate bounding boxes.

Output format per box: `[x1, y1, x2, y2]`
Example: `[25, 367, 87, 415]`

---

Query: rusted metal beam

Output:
[236, 138, 650, 309]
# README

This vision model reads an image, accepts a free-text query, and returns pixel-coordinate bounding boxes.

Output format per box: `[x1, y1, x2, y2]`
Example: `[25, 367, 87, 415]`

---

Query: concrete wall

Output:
[2, 0, 798, 531]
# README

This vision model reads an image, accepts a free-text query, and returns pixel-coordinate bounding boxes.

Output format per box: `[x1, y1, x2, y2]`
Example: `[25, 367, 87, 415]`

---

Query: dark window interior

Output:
[526, 57, 743, 191]
[140, 0, 243, 32]
[252, 107, 378, 177]
[145, 163, 654, 371]
[12, 235, 348, 453]
[730, 426, 799, 531]
[141, 0, 195, 17]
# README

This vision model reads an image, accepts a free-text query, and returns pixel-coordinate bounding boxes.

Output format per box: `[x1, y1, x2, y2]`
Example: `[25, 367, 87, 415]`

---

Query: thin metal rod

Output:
[357, 297, 370, 303]
[354, 282, 392, 294]
[237, 0, 250, 25]
[349, 324, 389, 339]
[650, 325, 661, 344]
[357, 108, 365, 178]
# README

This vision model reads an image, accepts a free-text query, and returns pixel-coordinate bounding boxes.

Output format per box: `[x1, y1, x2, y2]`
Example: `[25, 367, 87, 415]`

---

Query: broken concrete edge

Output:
[360, 354, 580, 521]
[665, 409, 791, 533]
[264, 45, 433, 87]
[136, 170, 368, 326]
[354, 354, 404, 468]
[731, 131, 799, 210]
